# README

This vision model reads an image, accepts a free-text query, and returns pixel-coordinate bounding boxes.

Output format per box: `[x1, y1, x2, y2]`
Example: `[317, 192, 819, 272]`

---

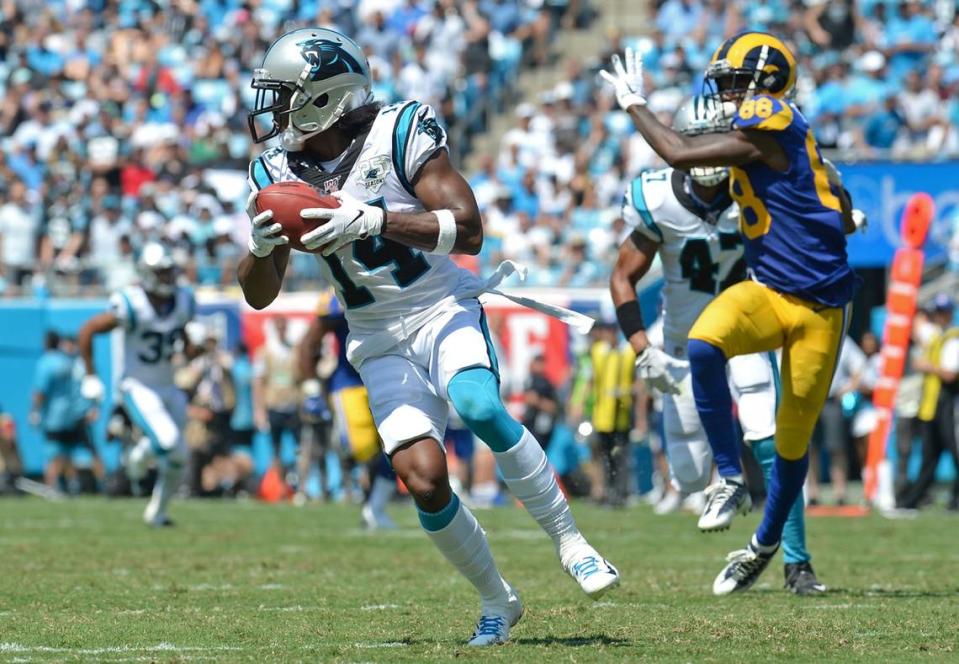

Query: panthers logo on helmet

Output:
[297, 38, 363, 81]
[705, 32, 797, 101]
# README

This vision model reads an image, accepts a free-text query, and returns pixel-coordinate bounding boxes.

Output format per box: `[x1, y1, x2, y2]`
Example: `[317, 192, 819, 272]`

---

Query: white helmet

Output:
[248, 28, 372, 150]
[137, 242, 177, 297]
[672, 96, 735, 186]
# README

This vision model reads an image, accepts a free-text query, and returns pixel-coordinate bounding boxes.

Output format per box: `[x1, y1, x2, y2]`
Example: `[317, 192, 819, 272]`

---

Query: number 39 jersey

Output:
[109, 285, 195, 387]
[623, 168, 745, 355]
[248, 101, 479, 362]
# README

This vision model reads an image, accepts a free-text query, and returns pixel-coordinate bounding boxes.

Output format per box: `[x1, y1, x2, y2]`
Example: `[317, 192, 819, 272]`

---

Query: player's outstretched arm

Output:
[625, 105, 781, 170]
[385, 149, 483, 255]
[610, 232, 660, 354]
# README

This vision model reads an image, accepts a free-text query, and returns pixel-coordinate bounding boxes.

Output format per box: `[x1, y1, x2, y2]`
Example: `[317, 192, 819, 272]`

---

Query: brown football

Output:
[254, 181, 339, 253]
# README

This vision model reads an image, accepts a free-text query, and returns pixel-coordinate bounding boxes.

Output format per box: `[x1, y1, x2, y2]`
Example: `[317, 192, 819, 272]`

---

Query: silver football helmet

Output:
[248, 28, 372, 150]
[672, 96, 735, 186]
[137, 242, 177, 297]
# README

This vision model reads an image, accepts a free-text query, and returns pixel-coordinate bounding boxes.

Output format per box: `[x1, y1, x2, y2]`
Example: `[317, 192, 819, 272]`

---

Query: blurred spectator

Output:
[0, 403, 21, 494]
[179, 326, 237, 496]
[229, 343, 257, 493]
[255, 318, 301, 481]
[0, 181, 42, 290]
[522, 355, 560, 449]
[807, 336, 866, 506]
[31, 330, 100, 493]
[581, 322, 636, 508]
[899, 295, 959, 511]
[895, 310, 934, 497]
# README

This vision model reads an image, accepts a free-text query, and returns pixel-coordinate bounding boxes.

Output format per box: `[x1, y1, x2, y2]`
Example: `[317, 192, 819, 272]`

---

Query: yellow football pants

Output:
[689, 280, 850, 460]
[331, 385, 381, 463]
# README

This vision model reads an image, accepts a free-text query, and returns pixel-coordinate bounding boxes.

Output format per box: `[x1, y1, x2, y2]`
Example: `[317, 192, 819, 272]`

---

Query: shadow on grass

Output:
[514, 635, 630, 647]
[826, 587, 959, 599]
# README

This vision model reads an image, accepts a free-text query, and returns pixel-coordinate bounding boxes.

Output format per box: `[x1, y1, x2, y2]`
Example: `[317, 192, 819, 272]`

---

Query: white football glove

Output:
[635, 347, 685, 395]
[81, 374, 105, 402]
[600, 46, 647, 111]
[852, 208, 867, 233]
[300, 191, 385, 256]
[246, 191, 289, 258]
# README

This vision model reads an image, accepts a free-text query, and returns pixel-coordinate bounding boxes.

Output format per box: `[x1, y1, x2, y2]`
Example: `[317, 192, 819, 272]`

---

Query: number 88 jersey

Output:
[110, 284, 195, 387]
[623, 168, 744, 356]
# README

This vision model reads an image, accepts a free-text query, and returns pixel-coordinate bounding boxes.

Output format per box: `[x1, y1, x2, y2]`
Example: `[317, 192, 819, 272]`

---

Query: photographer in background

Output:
[899, 296, 959, 511]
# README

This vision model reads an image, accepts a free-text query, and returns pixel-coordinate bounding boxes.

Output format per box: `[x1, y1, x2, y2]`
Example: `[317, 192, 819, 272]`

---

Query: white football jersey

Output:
[623, 168, 745, 354]
[109, 285, 195, 387]
[249, 102, 480, 362]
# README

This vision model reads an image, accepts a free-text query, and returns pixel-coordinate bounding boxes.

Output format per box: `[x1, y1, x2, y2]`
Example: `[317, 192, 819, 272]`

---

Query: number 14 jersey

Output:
[623, 168, 744, 356]
[248, 101, 480, 366]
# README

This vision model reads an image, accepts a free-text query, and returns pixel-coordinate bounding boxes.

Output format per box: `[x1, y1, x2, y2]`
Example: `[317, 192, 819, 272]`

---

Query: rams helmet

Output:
[248, 28, 372, 150]
[672, 96, 734, 186]
[704, 32, 797, 107]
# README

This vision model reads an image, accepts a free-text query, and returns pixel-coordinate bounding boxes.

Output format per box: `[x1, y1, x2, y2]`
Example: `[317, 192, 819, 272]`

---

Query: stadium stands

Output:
[3, 2, 956, 294]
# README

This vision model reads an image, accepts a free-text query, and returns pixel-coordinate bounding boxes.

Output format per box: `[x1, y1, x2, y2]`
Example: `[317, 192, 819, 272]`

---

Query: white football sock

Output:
[494, 429, 584, 563]
[367, 475, 395, 519]
[144, 456, 183, 523]
[423, 500, 510, 607]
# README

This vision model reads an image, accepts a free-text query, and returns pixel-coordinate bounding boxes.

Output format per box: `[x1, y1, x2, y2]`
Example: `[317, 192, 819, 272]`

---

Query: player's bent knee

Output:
[774, 426, 812, 461]
[391, 439, 451, 511]
[447, 367, 522, 452]
[687, 338, 727, 364]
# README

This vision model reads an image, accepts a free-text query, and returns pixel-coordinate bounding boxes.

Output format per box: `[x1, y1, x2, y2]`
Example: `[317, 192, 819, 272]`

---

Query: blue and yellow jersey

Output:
[315, 290, 363, 392]
[729, 94, 858, 308]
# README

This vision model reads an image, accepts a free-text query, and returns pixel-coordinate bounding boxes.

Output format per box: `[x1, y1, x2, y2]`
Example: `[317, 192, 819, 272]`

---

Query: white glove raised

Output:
[246, 191, 289, 258]
[600, 46, 647, 111]
[81, 374, 105, 402]
[852, 208, 867, 233]
[300, 191, 385, 256]
[635, 347, 685, 395]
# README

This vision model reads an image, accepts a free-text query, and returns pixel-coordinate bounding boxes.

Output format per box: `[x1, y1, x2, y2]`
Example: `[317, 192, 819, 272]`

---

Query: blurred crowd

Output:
[470, 0, 959, 281]
[0, 0, 589, 296]
[6, 293, 958, 516]
[0, 0, 958, 293]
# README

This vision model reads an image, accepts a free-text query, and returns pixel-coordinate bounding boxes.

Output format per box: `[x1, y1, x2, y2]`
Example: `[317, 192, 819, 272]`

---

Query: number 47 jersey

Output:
[248, 101, 480, 365]
[623, 168, 745, 357]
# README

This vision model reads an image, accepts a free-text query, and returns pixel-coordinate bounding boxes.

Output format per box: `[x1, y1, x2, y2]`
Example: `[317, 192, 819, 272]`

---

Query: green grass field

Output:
[2, 496, 958, 663]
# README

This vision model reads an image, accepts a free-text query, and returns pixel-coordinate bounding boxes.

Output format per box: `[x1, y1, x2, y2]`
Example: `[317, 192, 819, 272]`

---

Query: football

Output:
[255, 181, 339, 253]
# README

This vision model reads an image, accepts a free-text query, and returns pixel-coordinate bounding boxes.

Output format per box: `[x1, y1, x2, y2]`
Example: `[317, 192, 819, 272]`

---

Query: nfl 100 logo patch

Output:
[322, 176, 341, 194]
[357, 155, 391, 193]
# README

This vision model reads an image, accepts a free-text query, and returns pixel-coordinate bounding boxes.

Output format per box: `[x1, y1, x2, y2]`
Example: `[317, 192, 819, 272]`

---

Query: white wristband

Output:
[429, 209, 457, 255]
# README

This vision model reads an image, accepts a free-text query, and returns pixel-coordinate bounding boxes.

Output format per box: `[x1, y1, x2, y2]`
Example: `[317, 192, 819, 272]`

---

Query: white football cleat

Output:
[467, 585, 524, 647]
[653, 490, 682, 515]
[698, 478, 751, 532]
[361, 503, 397, 530]
[713, 536, 779, 596]
[565, 547, 620, 600]
[124, 439, 152, 482]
